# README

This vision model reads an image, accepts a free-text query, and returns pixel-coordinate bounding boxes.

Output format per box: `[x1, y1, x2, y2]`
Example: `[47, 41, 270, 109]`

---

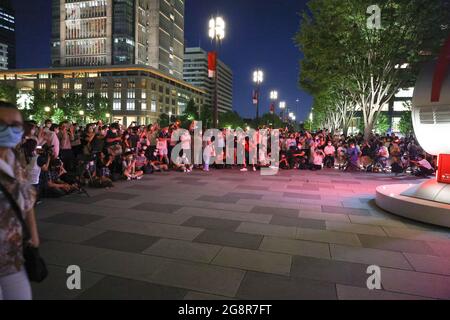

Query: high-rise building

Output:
[183, 47, 233, 113]
[0, 0, 15, 70]
[52, 0, 184, 79]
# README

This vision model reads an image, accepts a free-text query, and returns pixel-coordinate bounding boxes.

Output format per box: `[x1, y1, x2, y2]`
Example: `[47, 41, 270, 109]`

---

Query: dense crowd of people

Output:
[16, 118, 437, 201]
[0, 101, 439, 300]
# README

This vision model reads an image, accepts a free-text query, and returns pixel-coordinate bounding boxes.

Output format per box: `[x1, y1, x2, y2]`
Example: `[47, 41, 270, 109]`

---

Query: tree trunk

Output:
[364, 122, 374, 141]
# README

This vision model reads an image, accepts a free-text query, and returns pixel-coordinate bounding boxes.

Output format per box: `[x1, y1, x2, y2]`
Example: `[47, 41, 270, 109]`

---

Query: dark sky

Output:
[13, 0, 312, 121]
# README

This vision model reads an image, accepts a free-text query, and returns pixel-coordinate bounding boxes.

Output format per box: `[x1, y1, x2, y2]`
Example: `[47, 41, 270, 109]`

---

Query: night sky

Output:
[13, 0, 312, 121]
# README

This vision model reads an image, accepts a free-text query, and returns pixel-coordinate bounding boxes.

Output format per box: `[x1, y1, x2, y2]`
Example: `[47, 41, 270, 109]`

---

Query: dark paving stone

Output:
[76, 276, 187, 300]
[224, 192, 263, 200]
[287, 185, 320, 192]
[132, 202, 183, 213]
[262, 177, 292, 182]
[236, 271, 337, 300]
[251, 206, 299, 218]
[358, 234, 436, 255]
[195, 230, 263, 250]
[60, 192, 139, 204]
[179, 181, 208, 186]
[183, 217, 241, 232]
[126, 185, 162, 191]
[81, 231, 159, 253]
[236, 185, 270, 191]
[331, 180, 361, 185]
[270, 216, 326, 230]
[291, 255, 369, 288]
[42, 212, 104, 227]
[219, 177, 248, 182]
[196, 195, 239, 204]
[283, 192, 321, 200]
[322, 206, 370, 216]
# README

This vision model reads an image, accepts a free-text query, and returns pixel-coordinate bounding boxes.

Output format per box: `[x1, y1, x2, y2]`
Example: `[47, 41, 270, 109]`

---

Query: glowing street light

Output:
[253, 69, 264, 84]
[209, 16, 226, 42]
[44, 106, 51, 113]
[209, 16, 226, 128]
[279, 101, 286, 110]
[79, 110, 85, 116]
[270, 90, 278, 100]
[253, 69, 264, 126]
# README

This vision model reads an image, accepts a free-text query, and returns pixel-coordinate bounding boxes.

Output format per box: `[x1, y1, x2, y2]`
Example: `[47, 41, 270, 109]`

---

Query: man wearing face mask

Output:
[0, 102, 40, 300]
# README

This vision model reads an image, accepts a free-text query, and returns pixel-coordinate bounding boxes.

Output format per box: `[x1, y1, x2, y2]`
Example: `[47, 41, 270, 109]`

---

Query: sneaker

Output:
[240, 168, 248, 172]
[137, 176, 143, 180]
[253, 167, 257, 172]
[127, 177, 132, 181]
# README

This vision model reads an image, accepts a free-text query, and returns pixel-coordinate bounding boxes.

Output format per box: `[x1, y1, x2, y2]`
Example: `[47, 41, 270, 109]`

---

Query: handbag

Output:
[0, 181, 48, 283]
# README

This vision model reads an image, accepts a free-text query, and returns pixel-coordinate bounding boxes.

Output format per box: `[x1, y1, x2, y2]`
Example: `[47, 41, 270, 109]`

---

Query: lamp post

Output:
[209, 16, 225, 128]
[279, 101, 286, 125]
[253, 69, 264, 127]
[270, 90, 278, 128]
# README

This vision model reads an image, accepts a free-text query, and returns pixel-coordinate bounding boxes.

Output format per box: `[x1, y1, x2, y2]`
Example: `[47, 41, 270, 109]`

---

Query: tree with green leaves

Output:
[219, 111, 245, 129]
[296, 0, 449, 139]
[0, 83, 18, 105]
[85, 94, 112, 122]
[399, 101, 413, 135]
[158, 113, 170, 128]
[375, 113, 390, 134]
[25, 89, 56, 123]
[60, 93, 87, 122]
[200, 104, 213, 129]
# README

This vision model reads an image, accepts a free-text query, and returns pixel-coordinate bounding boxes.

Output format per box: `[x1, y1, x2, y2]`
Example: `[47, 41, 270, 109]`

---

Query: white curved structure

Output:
[376, 36, 450, 228]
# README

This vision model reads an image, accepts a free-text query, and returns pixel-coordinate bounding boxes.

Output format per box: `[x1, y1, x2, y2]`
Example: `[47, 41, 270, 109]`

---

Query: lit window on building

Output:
[127, 101, 135, 111]
[113, 100, 121, 111]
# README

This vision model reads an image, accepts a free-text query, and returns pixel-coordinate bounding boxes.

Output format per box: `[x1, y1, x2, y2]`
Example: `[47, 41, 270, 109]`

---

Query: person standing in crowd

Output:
[0, 102, 40, 300]
[58, 121, 74, 172]
[324, 140, 336, 168]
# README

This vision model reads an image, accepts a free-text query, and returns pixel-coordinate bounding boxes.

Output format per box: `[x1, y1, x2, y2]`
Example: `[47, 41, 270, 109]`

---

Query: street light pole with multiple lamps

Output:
[253, 69, 264, 127]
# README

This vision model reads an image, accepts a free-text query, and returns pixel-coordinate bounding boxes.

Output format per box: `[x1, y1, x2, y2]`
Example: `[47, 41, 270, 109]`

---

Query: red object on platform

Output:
[208, 51, 217, 78]
[431, 35, 450, 102]
[437, 154, 450, 184]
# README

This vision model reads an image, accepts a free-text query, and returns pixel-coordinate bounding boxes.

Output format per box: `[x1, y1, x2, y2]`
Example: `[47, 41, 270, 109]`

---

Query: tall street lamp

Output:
[253, 69, 264, 127]
[209, 16, 226, 128]
[270, 90, 278, 128]
[279, 101, 286, 124]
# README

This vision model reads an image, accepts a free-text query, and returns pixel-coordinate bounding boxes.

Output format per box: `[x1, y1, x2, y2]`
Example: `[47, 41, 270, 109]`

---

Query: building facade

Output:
[183, 47, 233, 113]
[0, 65, 204, 127]
[0, 0, 15, 70]
[52, 0, 184, 79]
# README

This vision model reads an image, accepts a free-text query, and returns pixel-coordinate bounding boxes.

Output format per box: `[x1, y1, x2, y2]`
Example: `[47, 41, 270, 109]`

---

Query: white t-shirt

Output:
[26, 156, 41, 185]
[324, 145, 336, 156]
[181, 132, 191, 150]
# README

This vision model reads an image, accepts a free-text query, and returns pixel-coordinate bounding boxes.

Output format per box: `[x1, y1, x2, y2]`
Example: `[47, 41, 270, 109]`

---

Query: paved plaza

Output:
[32, 170, 450, 300]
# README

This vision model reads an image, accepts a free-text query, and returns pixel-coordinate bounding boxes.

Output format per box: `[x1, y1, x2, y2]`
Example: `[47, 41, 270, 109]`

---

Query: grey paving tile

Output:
[322, 206, 370, 216]
[182, 216, 241, 231]
[291, 255, 369, 288]
[404, 253, 450, 276]
[196, 195, 239, 204]
[149, 259, 246, 298]
[336, 284, 431, 300]
[125, 185, 162, 191]
[42, 212, 104, 227]
[87, 217, 203, 241]
[212, 247, 292, 276]
[270, 215, 326, 230]
[39, 241, 112, 267]
[195, 230, 263, 250]
[326, 221, 387, 236]
[380, 267, 450, 299]
[236, 271, 337, 300]
[283, 192, 321, 200]
[81, 231, 159, 253]
[358, 234, 436, 255]
[76, 276, 187, 300]
[237, 222, 297, 239]
[143, 239, 222, 263]
[236, 185, 270, 191]
[31, 265, 105, 300]
[38, 222, 105, 244]
[330, 244, 413, 270]
[296, 228, 362, 246]
[259, 236, 330, 259]
[250, 206, 299, 218]
[132, 202, 183, 214]
[427, 241, 450, 258]
[224, 192, 264, 200]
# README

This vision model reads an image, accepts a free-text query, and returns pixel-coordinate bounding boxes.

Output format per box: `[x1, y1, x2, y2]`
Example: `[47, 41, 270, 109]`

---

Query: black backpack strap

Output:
[0, 180, 31, 242]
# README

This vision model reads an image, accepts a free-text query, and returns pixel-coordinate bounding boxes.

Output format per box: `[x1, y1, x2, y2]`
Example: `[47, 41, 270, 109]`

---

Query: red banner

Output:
[438, 154, 450, 184]
[208, 51, 217, 78]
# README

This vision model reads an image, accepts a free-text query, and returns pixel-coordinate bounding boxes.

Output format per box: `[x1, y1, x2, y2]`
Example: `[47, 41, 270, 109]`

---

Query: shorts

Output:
[159, 148, 168, 156]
